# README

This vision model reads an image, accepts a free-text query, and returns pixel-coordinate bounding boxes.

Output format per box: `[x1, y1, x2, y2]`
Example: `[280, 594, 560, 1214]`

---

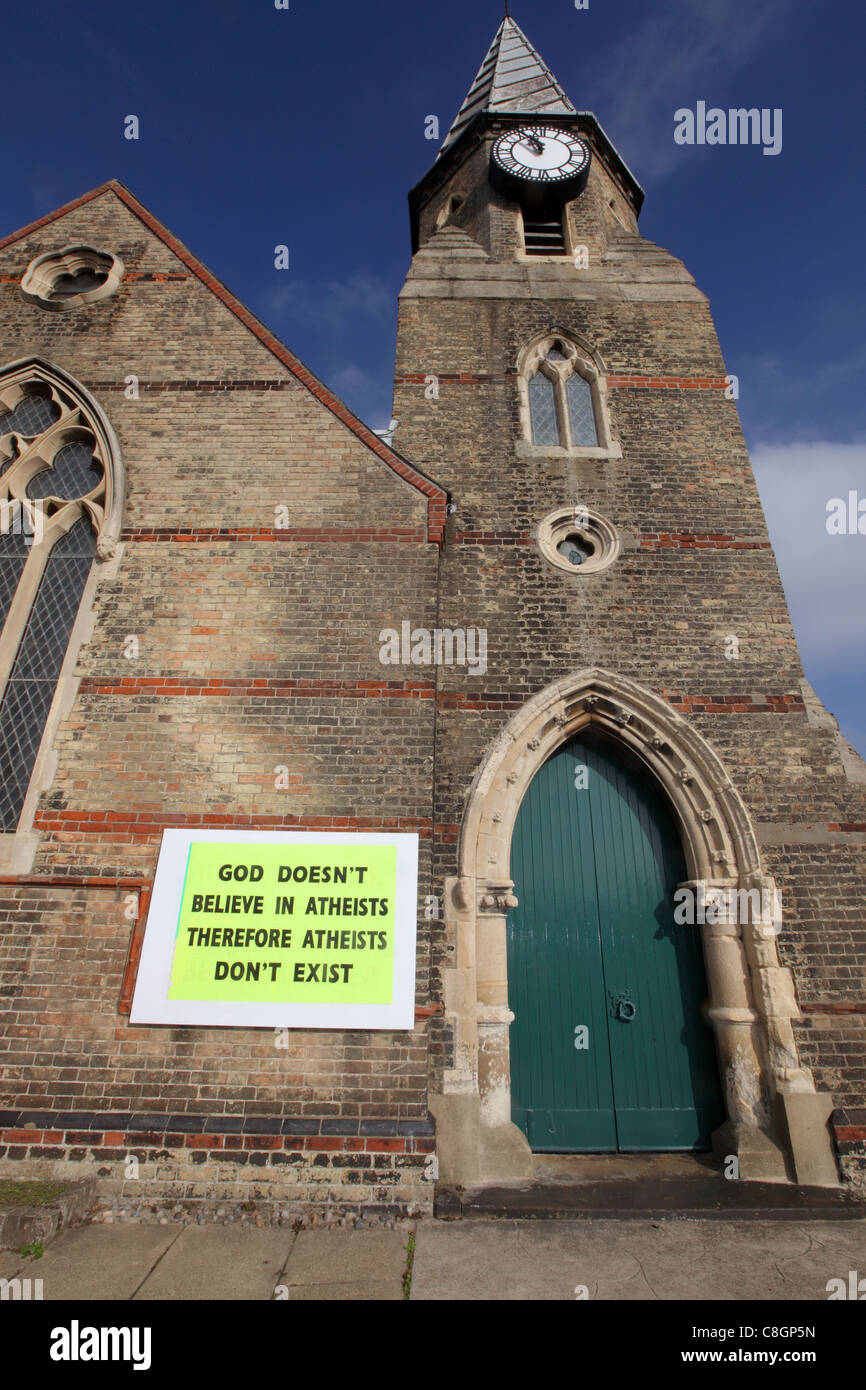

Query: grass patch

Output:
[18, 1240, 43, 1260]
[0, 1179, 70, 1209]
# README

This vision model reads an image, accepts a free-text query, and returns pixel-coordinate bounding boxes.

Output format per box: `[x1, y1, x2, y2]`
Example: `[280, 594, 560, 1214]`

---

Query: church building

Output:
[0, 17, 863, 1215]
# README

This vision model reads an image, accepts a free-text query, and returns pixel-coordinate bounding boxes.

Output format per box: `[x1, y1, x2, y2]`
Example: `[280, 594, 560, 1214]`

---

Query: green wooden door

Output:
[507, 732, 724, 1152]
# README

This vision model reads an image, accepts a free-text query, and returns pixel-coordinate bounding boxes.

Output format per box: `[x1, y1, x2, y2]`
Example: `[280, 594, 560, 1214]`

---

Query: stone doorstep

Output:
[0, 1179, 97, 1253]
[434, 1178, 866, 1222]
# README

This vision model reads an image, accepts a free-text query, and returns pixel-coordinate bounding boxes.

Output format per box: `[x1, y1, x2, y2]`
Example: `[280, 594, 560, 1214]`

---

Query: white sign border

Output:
[129, 829, 419, 1030]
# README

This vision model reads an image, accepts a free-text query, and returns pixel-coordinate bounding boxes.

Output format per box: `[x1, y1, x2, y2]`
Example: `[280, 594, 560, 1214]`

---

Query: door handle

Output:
[612, 992, 636, 1022]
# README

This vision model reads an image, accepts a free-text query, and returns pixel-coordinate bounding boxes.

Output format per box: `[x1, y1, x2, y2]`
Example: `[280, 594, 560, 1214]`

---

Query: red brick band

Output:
[0, 874, 148, 888]
[76, 677, 436, 699]
[91, 380, 296, 393]
[1, 272, 189, 283]
[113, 527, 772, 548]
[663, 693, 806, 714]
[454, 531, 532, 544]
[394, 373, 729, 390]
[72, 679, 807, 717]
[799, 1002, 866, 1014]
[436, 692, 806, 714]
[608, 376, 729, 390]
[454, 532, 771, 549]
[120, 526, 426, 543]
[0, 1128, 434, 1156]
[640, 534, 771, 550]
[32, 811, 434, 835]
[394, 372, 513, 385]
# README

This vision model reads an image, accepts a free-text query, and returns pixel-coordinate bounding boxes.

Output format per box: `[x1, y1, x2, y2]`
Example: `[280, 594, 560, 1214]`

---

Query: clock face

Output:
[492, 126, 590, 184]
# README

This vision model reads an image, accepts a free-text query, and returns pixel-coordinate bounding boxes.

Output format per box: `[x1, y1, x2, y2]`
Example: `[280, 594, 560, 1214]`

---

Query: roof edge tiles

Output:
[440, 16, 576, 156]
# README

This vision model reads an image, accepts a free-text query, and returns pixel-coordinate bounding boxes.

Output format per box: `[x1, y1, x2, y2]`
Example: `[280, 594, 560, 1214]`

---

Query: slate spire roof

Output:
[440, 16, 577, 155]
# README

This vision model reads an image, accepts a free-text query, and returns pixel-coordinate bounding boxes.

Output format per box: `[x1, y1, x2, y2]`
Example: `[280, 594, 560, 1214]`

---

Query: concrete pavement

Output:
[2, 1216, 865, 1300]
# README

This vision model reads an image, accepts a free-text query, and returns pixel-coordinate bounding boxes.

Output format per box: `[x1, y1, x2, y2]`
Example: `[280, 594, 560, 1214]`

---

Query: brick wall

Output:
[0, 186, 443, 1213]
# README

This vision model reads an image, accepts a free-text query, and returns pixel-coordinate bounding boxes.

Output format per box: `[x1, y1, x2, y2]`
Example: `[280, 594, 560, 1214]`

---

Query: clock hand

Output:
[525, 136, 544, 155]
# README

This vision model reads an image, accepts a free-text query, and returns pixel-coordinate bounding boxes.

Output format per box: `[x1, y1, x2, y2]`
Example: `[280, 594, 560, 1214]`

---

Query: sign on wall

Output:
[130, 830, 419, 1029]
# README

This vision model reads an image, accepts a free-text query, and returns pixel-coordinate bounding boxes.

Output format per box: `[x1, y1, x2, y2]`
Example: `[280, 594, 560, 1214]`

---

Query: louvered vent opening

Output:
[523, 217, 567, 256]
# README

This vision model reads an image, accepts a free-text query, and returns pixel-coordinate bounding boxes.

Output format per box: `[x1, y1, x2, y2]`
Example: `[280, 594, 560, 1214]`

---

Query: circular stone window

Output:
[537, 504, 619, 575]
[21, 245, 124, 310]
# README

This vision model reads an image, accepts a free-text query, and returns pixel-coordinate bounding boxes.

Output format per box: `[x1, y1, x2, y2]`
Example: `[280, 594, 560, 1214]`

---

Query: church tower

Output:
[395, 18, 865, 1190]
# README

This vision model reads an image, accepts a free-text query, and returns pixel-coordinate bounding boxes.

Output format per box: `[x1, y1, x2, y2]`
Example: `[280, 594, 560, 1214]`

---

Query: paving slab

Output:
[21, 1225, 180, 1301]
[283, 1280, 403, 1301]
[410, 1218, 866, 1301]
[283, 1227, 407, 1300]
[134, 1225, 294, 1301]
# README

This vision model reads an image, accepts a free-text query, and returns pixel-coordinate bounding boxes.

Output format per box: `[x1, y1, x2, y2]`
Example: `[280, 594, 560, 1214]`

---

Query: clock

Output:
[490, 125, 591, 206]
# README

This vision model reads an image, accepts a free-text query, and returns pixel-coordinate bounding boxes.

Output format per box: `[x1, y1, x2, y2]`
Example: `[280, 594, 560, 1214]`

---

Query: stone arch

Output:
[517, 325, 606, 379]
[0, 357, 124, 554]
[433, 667, 839, 1188]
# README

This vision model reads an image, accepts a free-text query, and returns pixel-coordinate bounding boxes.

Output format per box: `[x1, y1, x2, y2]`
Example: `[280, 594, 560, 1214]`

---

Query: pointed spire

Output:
[440, 16, 577, 155]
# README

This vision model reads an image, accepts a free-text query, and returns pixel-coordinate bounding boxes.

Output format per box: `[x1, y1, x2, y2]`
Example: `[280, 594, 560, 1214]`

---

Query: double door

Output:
[507, 733, 724, 1151]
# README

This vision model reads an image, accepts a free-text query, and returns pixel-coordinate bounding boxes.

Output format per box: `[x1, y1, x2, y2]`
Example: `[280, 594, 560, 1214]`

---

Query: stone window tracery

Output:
[0, 361, 122, 835]
[518, 332, 620, 459]
[20, 245, 124, 310]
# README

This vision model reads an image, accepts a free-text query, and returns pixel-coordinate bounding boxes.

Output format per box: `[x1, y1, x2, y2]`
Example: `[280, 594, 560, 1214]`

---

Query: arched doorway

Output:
[507, 729, 724, 1152]
[431, 668, 838, 1188]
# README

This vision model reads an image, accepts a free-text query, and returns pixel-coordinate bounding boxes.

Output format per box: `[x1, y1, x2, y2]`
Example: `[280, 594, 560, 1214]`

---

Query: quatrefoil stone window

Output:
[21, 245, 124, 310]
[536, 504, 620, 576]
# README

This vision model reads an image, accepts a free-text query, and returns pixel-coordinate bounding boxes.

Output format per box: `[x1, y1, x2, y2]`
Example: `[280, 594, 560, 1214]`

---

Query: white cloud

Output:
[587, 0, 801, 182]
[751, 440, 866, 747]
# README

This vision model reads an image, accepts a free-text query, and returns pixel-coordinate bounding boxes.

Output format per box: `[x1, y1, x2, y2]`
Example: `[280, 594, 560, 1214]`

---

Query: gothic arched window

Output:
[519, 333, 619, 457]
[0, 360, 122, 835]
[526, 340, 598, 449]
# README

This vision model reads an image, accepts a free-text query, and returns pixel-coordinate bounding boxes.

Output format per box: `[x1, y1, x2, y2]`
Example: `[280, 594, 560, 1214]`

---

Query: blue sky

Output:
[4, 0, 865, 754]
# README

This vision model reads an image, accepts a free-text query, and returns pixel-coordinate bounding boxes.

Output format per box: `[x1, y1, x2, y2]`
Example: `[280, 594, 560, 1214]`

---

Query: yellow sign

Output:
[130, 830, 418, 1029]
[168, 841, 397, 1004]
